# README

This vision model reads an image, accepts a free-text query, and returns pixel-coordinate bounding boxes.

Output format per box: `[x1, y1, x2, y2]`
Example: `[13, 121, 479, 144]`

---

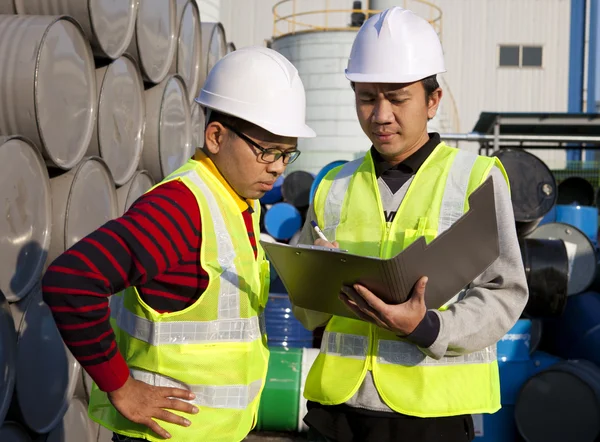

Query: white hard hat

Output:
[195, 46, 316, 138]
[345, 6, 446, 84]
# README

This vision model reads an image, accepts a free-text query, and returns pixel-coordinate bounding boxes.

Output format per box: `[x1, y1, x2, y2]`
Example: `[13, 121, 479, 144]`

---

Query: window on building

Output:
[499, 45, 543, 68]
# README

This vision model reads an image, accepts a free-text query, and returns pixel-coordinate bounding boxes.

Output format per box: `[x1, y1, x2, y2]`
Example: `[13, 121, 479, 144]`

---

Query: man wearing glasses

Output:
[42, 46, 315, 442]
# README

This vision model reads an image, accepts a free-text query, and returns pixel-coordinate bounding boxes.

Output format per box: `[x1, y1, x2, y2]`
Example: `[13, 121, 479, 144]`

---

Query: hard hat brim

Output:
[195, 96, 316, 138]
[345, 69, 446, 84]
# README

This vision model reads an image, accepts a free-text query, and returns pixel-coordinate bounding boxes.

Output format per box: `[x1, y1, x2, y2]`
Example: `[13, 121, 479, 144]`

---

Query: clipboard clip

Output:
[295, 244, 349, 253]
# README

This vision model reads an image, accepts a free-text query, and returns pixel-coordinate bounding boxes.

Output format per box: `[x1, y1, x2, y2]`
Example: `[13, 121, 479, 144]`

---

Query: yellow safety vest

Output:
[305, 143, 509, 417]
[88, 159, 271, 442]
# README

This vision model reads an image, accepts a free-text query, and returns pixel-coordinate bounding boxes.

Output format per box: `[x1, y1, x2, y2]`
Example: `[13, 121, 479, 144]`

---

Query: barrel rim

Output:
[0, 135, 52, 302]
[34, 15, 96, 170]
[157, 74, 191, 177]
[124, 169, 154, 209]
[178, 0, 203, 102]
[63, 156, 118, 251]
[88, 0, 138, 59]
[97, 53, 146, 185]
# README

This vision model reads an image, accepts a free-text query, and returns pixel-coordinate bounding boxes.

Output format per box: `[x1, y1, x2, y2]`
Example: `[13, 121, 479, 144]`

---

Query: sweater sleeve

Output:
[41, 180, 201, 392]
[419, 166, 529, 359]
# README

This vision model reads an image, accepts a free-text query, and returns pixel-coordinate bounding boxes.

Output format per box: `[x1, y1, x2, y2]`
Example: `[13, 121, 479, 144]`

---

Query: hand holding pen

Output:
[310, 220, 339, 249]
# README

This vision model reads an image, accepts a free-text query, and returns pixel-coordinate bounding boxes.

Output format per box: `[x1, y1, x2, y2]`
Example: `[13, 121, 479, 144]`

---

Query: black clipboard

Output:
[260, 177, 500, 320]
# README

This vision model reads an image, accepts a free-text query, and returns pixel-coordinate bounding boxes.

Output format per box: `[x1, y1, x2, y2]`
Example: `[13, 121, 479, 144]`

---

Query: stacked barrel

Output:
[0, 1, 230, 440]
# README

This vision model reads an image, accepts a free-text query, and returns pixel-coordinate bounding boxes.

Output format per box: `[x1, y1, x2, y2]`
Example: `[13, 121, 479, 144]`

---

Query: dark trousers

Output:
[304, 404, 475, 442]
[112, 433, 145, 442]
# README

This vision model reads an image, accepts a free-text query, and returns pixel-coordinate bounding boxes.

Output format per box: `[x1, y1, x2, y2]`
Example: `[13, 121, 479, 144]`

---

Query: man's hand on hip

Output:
[339, 277, 428, 335]
[107, 376, 199, 439]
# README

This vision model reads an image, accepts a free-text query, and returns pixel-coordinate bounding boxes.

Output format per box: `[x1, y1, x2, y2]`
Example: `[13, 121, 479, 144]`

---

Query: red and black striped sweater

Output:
[42, 180, 258, 392]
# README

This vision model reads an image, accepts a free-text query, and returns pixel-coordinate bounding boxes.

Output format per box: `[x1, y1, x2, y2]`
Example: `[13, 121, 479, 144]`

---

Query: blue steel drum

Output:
[497, 319, 533, 406]
[265, 291, 313, 348]
[264, 202, 302, 241]
[542, 291, 600, 367]
[260, 175, 284, 204]
[537, 205, 556, 227]
[555, 204, 599, 246]
[309, 160, 348, 204]
[474, 406, 517, 442]
[529, 351, 562, 377]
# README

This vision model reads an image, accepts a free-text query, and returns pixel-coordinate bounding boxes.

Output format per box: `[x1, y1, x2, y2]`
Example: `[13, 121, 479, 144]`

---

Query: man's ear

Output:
[204, 121, 225, 155]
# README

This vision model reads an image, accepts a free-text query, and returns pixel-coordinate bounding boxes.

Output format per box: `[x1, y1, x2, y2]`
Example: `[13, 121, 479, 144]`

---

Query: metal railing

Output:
[272, 0, 442, 38]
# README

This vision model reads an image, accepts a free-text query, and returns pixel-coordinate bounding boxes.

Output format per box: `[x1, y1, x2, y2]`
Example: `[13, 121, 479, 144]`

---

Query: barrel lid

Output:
[12, 286, 80, 434]
[201, 22, 226, 76]
[64, 158, 118, 249]
[116, 170, 155, 215]
[191, 101, 205, 154]
[158, 76, 192, 178]
[0, 422, 31, 441]
[135, 0, 177, 83]
[492, 149, 556, 222]
[46, 398, 95, 442]
[310, 160, 348, 204]
[0, 136, 52, 302]
[282, 171, 315, 208]
[557, 176, 595, 206]
[37, 16, 96, 170]
[264, 203, 302, 241]
[0, 290, 17, 426]
[528, 222, 597, 295]
[515, 360, 600, 442]
[176, 0, 202, 102]
[89, 0, 137, 59]
[97, 55, 145, 186]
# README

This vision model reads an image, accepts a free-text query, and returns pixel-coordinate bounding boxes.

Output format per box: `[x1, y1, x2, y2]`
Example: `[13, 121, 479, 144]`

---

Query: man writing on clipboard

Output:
[292, 7, 528, 442]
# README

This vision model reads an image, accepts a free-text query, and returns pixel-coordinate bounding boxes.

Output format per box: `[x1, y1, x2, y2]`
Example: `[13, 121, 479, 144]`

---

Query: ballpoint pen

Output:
[310, 220, 330, 243]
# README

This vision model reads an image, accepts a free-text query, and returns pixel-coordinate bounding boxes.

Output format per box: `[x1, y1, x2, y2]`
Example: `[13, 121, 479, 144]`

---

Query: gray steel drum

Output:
[191, 101, 205, 152]
[0, 3, 16, 13]
[116, 170, 155, 215]
[45, 398, 95, 442]
[13, 0, 137, 60]
[11, 286, 80, 434]
[0, 290, 17, 426]
[97, 424, 113, 442]
[528, 222, 597, 295]
[128, 0, 177, 84]
[200, 22, 226, 82]
[142, 75, 192, 182]
[88, 55, 145, 186]
[0, 15, 96, 170]
[48, 157, 118, 265]
[0, 136, 52, 302]
[170, 0, 203, 102]
[0, 422, 31, 442]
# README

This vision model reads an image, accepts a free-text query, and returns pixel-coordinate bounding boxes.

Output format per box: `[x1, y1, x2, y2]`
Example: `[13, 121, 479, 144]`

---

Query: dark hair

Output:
[205, 110, 251, 138]
[350, 75, 440, 102]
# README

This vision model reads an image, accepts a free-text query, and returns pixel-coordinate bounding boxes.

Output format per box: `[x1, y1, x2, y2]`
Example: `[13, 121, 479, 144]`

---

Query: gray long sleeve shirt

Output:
[292, 139, 529, 413]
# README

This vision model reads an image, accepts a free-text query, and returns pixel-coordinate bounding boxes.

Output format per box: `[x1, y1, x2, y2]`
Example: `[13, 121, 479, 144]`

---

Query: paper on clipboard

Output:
[260, 177, 500, 320]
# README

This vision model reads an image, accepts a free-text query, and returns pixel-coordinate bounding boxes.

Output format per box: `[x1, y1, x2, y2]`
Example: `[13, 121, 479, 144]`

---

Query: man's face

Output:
[354, 81, 441, 163]
[204, 120, 298, 200]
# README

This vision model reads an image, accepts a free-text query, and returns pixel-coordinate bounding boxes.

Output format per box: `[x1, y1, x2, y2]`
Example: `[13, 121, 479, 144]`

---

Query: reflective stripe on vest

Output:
[321, 331, 497, 366]
[169, 170, 240, 320]
[111, 296, 266, 345]
[323, 149, 479, 240]
[130, 369, 263, 409]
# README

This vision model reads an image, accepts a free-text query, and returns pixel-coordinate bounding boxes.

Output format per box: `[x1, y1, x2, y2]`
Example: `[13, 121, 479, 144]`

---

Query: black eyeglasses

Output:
[221, 122, 301, 165]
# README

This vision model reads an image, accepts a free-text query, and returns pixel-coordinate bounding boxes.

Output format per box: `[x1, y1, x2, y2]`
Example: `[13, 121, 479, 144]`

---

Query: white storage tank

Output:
[45, 398, 96, 442]
[271, 31, 370, 174]
[88, 55, 146, 186]
[0, 290, 17, 426]
[195, 0, 220, 22]
[171, 0, 203, 103]
[191, 101, 205, 151]
[0, 15, 97, 170]
[0, 136, 52, 302]
[9, 0, 138, 60]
